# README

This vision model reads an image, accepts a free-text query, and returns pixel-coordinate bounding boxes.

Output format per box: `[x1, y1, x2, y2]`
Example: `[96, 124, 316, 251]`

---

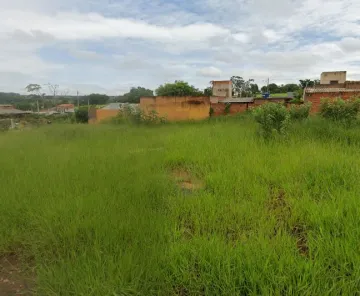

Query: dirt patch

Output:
[292, 225, 309, 257]
[0, 253, 35, 295]
[268, 186, 291, 229]
[171, 168, 204, 192]
[267, 186, 309, 257]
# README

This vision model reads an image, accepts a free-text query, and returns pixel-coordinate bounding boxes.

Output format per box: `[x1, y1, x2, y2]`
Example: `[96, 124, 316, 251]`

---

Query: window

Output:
[330, 80, 338, 84]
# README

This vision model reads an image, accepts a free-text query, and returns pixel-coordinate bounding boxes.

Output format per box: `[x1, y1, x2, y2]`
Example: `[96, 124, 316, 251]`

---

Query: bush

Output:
[113, 104, 166, 125]
[289, 103, 311, 121]
[75, 108, 89, 123]
[320, 98, 360, 125]
[252, 103, 290, 138]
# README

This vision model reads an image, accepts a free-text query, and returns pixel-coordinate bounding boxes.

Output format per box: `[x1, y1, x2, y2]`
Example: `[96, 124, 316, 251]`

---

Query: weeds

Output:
[289, 103, 311, 121]
[1, 118, 360, 294]
[252, 102, 290, 138]
[320, 98, 360, 125]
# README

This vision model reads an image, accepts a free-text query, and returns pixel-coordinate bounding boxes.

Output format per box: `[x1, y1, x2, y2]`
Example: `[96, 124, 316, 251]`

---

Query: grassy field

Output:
[2, 116, 360, 295]
[255, 93, 290, 98]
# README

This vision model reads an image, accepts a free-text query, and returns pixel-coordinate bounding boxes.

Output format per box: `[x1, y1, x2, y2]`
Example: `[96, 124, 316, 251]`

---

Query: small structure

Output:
[211, 80, 232, 98]
[320, 71, 347, 85]
[305, 71, 360, 112]
[56, 104, 75, 113]
[0, 104, 16, 110]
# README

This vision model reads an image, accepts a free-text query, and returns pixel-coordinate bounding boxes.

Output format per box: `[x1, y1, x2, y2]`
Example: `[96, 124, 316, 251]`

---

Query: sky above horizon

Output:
[1, 0, 360, 95]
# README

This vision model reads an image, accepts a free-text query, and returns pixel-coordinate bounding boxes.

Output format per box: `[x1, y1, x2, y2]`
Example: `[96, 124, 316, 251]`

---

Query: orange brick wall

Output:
[140, 96, 210, 121]
[306, 92, 360, 113]
[88, 108, 120, 124]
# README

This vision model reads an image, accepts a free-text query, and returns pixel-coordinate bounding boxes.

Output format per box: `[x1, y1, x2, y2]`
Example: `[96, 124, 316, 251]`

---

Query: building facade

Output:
[320, 71, 347, 85]
[212, 80, 232, 98]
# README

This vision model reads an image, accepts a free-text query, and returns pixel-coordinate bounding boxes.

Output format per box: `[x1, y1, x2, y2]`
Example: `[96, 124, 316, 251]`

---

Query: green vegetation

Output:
[255, 93, 290, 98]
[2, 115, 360, 294]
[156, 80, 203, 96]
[320, 98, 360, 125]
[253, 102, 290, 138]
[289, 103, 311, 121]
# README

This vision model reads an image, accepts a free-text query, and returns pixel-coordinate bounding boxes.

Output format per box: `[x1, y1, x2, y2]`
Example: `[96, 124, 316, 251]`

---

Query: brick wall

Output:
[140, 96, 210, 121]
[88, 108, 120, 123]
[306, 92, 360, 113]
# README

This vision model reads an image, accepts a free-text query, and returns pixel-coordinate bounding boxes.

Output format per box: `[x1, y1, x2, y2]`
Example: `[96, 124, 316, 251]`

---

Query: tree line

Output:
[0, 78, 320, 111]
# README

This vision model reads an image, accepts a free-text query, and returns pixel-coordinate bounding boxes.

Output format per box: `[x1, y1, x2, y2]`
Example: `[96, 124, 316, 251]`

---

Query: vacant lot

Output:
[1, 116, 360, 295]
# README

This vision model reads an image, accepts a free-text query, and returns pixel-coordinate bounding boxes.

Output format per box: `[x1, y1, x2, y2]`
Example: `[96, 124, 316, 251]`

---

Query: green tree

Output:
[299, 79, 320, 89]
[86, 94, 109, 105]
[250, 83, 259, 94]
[230, 76, 255, 97]
[118, 87, 153, 103]
[204, 87, 213, 96]
[155, 81, 202, 96]
[268, 83, 280, 93]
[25, 84, 42, 112]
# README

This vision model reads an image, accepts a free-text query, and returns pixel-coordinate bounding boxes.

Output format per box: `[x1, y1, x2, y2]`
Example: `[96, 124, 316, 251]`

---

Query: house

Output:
[0, 104, 15, 110]
[211, 80, 232, 98]
[0, 106, 31, 115]
[320, 71, 347, 85]
[305, 71, 360, 112]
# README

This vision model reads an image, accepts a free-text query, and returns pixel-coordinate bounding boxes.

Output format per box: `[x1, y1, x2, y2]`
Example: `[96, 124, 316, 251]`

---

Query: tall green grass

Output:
[1, 116, 360, 295]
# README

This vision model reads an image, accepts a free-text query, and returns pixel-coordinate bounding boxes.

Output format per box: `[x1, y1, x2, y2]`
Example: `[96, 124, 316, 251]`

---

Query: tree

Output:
[118, 87, 153, 103]
[155, 81, 203, 96]
[250, 83, 259, 94]
[268, 83, 280, 93]
[204, 87, 213, 96]
[231, 76, 255, 97]
[86, 94, 109, 105]
[299, 79, 320, 89]
[25, 84, 42, 112]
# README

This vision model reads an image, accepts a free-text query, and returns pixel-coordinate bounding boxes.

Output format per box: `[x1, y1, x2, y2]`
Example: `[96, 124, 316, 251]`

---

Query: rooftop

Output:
[212, 80, 232, 84]
[306, 88, 360, 93]
[0, 108, 30, 115]
[222, 97, 254, 103]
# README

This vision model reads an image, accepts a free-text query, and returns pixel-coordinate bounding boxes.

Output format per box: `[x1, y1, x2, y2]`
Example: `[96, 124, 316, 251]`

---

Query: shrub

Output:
[75, 108, 89, 123]
[320, 98, 360, 125]
[289, 103, 311, 121]
[114, 104, 166, 125]
[209, 107, 214, 117]
[252, 103, 290, 138]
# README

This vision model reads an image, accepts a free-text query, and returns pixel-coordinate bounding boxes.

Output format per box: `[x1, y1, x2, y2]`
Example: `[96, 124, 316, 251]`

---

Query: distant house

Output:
[0, 104, 15, 110]
[305, 71, 360, 112]
[0, 105, 31, 115]
[56, 104, 75, 113]
[211, 80, 232, 98]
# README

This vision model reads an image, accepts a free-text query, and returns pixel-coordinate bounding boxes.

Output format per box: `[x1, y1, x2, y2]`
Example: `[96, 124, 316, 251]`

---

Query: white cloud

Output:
[197, 66, 222, 77]
[0, 0, 360, 94]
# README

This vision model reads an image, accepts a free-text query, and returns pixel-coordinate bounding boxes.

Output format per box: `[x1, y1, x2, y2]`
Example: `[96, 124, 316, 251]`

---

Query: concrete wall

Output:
[140, 96, 210, 121]
[88, 108, 120, 124]
[320, 71, 347, 84]
[212, 81, 232, 98]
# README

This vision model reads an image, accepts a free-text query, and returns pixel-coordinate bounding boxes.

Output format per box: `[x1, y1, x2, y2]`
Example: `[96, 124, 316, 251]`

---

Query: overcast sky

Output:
[1, 0, 360, 95]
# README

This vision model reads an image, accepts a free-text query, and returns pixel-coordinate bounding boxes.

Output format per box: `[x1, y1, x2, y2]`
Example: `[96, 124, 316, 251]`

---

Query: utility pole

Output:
[77, 90, 79, 108]
[267, 78, 270, 93]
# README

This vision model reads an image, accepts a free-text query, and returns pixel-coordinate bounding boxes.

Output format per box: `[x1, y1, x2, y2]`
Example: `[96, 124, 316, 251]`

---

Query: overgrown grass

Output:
[2, 116, 360, 295]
